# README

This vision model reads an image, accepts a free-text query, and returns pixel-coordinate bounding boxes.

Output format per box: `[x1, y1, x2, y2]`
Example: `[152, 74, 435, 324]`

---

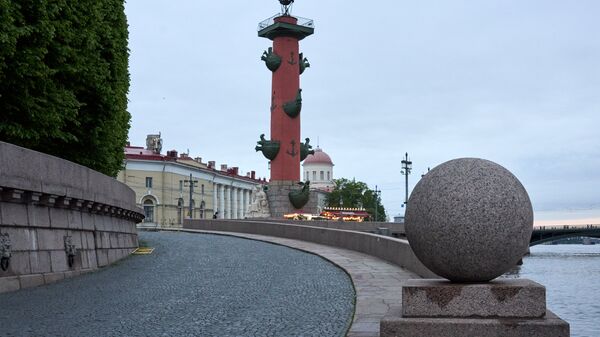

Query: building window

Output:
[177, 198, 183, 224]
[306, 171, 309, 180]
[312, 171, 316, 181]
[143, 199, 154, 223]
[200, 201, 206, 219]
[320, 171, 324, 180]
[145, 177, 153, 189]
[327, 171, 331, 180]
[179, 180, 183, 192]
[201, 184, 205, 195]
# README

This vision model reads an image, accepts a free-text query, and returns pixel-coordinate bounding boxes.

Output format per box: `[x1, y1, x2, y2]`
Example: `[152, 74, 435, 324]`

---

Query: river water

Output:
[506, 244, 600, 337]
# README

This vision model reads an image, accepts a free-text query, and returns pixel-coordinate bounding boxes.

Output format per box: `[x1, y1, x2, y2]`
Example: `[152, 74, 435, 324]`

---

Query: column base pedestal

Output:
[266, 181, 320, 218]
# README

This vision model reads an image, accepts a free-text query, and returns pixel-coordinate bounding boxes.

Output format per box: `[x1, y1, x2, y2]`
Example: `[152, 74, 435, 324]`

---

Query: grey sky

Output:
[124, 1, 600, 220]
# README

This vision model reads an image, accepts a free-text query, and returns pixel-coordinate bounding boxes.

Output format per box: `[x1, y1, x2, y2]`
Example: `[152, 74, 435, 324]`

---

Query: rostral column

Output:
[255, 0, 315, 215]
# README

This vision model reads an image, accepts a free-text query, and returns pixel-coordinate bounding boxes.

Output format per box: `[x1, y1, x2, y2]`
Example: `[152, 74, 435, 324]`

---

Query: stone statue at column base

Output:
[246, 185, 271, 218]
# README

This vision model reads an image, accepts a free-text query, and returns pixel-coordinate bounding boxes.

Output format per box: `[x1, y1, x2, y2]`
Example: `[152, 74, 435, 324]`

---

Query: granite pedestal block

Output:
[381, 311, 569, 337]
[402, 279, 546, 318]
[380, 279, 569, 337]
[266, 181, 320, 218]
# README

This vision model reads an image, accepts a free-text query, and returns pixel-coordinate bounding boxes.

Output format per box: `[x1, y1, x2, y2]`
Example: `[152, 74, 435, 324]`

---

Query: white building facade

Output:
[302, 147, 334, 191]
[118, 135, 265, 228]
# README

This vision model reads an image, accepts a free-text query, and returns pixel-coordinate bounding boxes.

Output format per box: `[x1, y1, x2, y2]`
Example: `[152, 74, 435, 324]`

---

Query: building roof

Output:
[125, 146, 155, 156]
[303, 148, 333, 166]
[124, 146, 173, 161]
[123, 145, 266, 183]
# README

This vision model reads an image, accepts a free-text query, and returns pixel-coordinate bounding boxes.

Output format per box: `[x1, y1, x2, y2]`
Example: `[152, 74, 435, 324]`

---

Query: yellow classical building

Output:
[117, 135, 265, 228]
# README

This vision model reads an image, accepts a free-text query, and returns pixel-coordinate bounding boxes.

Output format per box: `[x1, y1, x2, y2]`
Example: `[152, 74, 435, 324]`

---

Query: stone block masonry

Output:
[266, 180, 297, 217]
[266, 180, 321, 217]
[0, 141, 144, 293]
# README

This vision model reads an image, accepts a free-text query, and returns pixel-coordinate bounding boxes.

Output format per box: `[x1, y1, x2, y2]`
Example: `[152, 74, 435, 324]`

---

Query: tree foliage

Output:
[0, 0, 130, 177]
[325, 178, 387, 221]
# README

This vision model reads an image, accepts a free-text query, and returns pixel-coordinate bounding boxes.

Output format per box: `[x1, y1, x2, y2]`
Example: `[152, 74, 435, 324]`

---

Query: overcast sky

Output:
[124, 0, 599, 221]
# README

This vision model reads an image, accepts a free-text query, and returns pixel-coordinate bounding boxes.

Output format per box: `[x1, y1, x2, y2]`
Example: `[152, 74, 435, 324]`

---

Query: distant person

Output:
[213, 211, 218, 219]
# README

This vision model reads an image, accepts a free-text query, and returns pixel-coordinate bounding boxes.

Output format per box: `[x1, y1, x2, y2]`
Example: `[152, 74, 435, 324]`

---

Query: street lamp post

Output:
[184, 174, 198, 219]
[374, 185, 381, 222]
[338, 196, 343, 221]
[401, 152, 412, 208]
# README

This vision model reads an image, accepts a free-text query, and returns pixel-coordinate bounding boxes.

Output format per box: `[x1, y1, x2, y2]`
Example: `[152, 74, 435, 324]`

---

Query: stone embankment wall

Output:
[251, 219, 407, 237]
[0, 142, 143, 293]
[184, 219, 437, 278]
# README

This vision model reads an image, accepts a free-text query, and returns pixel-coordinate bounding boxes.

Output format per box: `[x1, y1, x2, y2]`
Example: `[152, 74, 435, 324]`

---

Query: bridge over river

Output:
[530, 224, 600, 246]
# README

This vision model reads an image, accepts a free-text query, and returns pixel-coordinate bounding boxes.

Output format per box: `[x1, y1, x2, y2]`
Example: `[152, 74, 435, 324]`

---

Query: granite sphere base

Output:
[401, 279, 546, 318]
[381, 278, 569, 337]
[381, 312, 569, 337]
[405, 158, 533, 282]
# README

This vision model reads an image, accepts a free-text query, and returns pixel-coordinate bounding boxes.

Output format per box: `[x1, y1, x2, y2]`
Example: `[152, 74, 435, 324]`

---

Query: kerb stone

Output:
[19, 274, 45, 289]
[43, 272, 65, 284]
[0, 276, 21, 293]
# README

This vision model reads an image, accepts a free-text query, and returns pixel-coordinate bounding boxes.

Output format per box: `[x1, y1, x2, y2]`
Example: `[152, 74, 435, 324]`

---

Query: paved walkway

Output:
[0, 231, 354, 337]
[175, 229, 419, 337]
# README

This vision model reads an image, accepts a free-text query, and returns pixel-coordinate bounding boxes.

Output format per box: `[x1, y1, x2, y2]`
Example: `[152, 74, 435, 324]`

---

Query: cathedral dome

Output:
[303, 148, 333, 165]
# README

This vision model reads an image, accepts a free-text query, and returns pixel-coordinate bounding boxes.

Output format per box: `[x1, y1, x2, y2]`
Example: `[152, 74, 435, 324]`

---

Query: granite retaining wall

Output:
[184, 219, 437, 278]
[0, 141, 143, 293]
[247, 219, 407, 236]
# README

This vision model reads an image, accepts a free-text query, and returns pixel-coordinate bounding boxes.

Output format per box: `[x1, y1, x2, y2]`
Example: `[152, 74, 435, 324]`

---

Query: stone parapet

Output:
[246, 218, 406, 236]
[0, 142, 140, 212]
[0, 141, 143, 293]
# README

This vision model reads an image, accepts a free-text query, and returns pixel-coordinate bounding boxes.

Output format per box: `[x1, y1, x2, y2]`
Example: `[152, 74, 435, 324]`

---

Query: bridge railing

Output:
[534, 224, 600, 231]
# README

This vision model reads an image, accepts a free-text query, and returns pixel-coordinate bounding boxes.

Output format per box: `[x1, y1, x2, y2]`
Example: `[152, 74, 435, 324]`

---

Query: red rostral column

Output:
[257, 3, 314, 182]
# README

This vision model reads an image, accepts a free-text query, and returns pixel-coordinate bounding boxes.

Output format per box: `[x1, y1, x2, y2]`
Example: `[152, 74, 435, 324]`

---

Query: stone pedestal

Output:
[381, 279, 569, 337]
[266, 181, 298, 218]
[266, 181, 320, 218]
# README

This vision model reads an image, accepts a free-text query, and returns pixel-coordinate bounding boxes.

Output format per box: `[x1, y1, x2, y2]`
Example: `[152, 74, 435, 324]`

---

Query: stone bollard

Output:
[380, 158, 570, 337]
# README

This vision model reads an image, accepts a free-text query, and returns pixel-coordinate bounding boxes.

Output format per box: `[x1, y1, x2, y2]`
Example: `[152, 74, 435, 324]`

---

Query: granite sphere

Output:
[405, 158, 533, 282]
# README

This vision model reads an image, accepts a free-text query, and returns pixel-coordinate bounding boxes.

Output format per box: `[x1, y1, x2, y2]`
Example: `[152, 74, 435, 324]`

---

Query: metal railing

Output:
[257, 14, 315, 31]
[534, 224, 600, 230]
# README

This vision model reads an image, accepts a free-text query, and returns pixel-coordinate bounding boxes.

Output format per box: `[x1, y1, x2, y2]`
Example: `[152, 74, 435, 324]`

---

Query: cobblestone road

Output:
[0, 231, 355, 337]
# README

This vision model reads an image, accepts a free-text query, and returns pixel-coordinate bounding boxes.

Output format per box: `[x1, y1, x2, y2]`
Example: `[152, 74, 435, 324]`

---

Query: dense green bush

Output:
[0, 0, 130, 177]
[326, 178, 388, 221]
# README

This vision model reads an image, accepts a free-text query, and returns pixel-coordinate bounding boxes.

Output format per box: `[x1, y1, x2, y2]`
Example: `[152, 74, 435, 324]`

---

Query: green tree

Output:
[0, 0, 130, 177]
[326, 178, 387, 221]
